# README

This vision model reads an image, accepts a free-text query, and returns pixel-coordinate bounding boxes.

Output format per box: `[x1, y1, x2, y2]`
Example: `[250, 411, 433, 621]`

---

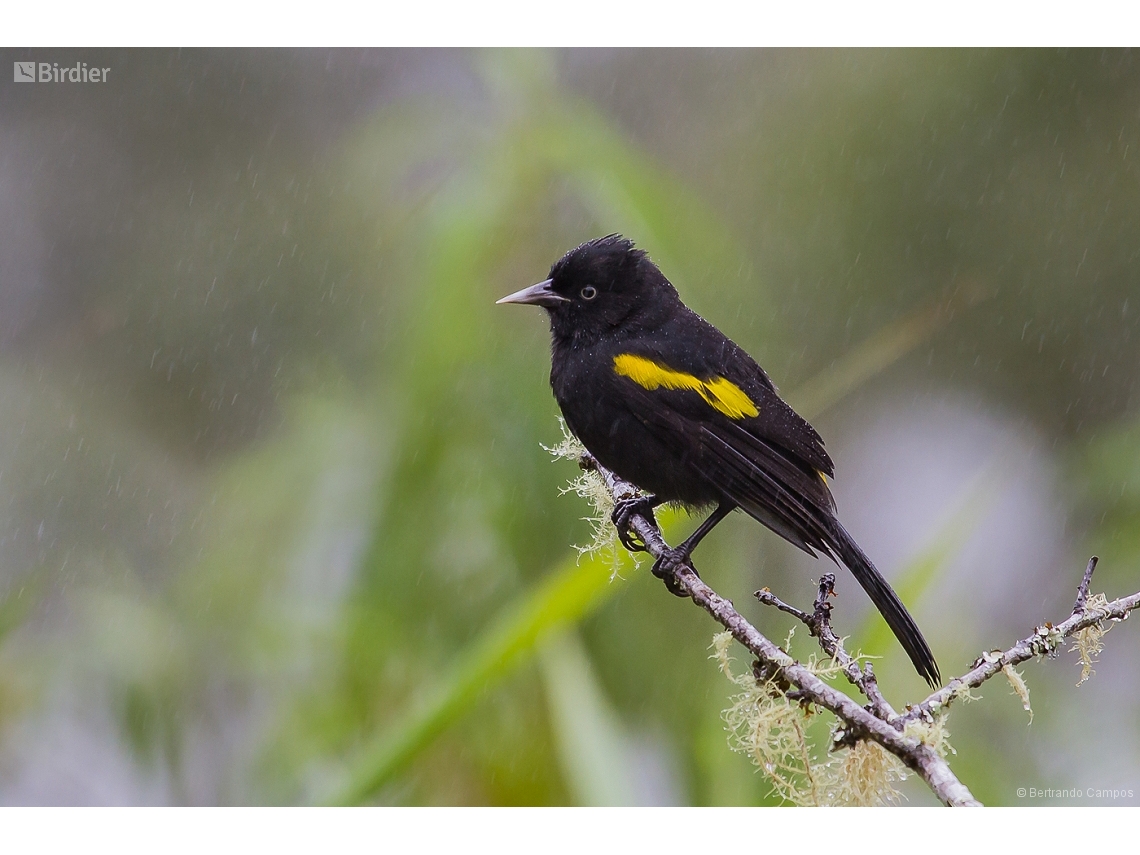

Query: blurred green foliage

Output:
[0, 47, 1138, 805]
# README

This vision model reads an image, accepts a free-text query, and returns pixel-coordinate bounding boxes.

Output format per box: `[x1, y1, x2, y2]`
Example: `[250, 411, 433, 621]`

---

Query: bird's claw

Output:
[652, 548, 699, 597]
[611, 495, 701, 598]
[611, 495, 658, 553]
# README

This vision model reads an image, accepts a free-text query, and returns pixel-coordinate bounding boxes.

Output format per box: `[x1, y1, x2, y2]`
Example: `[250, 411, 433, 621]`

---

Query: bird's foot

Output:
[652, 547, 700, 598]
[611, 495, 659, 553]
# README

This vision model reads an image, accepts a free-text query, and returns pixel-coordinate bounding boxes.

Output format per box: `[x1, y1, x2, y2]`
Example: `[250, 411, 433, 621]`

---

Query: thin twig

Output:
[1072, 555, 1099, 615]
[901, 581, 1138, 726]
[754, 587, 812, 624]
[758, 575, 899, 723]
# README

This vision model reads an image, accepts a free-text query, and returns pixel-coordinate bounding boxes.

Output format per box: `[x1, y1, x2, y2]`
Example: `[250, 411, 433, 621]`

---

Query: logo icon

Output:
[14, 62, 36, 82]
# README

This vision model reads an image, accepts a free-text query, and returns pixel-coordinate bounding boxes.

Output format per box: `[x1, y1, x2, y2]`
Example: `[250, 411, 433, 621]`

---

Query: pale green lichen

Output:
[712, 631, 821, 805]
[902, 713, 955, 759]
[1002, 664, 1033, 723]
[543, 419, 624, 569]
[947, 678, 982, 706]
[711, 630, 908, 806]
[1027, 623, 1066, 657]
[1071, 593, 1112, 686]
[819, 738, 909, 807]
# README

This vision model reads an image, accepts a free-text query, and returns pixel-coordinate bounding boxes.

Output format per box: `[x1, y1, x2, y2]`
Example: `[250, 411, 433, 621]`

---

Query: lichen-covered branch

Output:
[580, 453, 980, 807]
[757, 576, 900, 725]
[900, 558, 1138, 725]
[579, 453, 1140, 808]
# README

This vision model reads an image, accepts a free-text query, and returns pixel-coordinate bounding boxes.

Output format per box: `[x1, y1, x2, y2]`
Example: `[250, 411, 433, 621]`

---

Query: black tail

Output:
[828, 521, 940, 688]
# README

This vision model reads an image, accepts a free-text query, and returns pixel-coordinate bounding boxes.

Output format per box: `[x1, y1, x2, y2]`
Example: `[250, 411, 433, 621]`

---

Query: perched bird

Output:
[498, 235, 940, 687]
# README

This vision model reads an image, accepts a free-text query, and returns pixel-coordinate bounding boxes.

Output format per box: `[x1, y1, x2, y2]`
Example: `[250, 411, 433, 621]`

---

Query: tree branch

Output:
[580, 453, 1140, 808]
[1071, 555, 1098, 616]
[581, 453, 979, 806]
[900, 557, 1138, 726]
[757, 575, 899, 724]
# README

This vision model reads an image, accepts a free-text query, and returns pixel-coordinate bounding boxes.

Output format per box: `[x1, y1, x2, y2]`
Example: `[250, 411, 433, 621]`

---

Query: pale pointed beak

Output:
[496, 279, 568, 307]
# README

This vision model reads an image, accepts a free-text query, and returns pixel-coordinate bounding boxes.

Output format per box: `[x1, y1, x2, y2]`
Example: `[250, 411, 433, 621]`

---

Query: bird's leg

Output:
[611, 494, 665, 553]
[653, 502, 736, 597]
[675, 501, 737, 557]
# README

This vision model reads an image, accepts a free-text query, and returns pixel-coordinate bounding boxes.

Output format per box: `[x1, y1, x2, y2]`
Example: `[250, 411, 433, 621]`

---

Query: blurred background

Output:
[0, 47, 1137, 806]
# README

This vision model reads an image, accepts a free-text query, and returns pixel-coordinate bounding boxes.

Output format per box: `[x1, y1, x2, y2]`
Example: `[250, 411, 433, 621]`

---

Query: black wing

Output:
[696, 417, 940, 687]
[628, 307, 836, 479]
[612, 331, 941, 686]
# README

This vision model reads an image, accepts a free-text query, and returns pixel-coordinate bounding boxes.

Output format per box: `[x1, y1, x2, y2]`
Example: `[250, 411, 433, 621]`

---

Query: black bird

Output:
[498, 235, 940, 687]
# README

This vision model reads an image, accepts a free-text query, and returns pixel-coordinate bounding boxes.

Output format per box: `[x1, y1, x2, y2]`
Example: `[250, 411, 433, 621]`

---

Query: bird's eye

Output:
[580, 286, 597, 300]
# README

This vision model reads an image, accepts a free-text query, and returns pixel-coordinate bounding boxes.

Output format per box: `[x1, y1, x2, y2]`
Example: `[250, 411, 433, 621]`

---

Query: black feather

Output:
[826, 521, 941, 688]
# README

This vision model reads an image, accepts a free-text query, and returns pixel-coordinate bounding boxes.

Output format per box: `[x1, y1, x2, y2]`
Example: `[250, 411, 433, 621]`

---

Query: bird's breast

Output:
[550, 342, 724, 506]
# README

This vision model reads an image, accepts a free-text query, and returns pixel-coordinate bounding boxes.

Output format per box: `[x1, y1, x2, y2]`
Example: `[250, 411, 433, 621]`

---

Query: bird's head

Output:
[497, 235, 678, 343]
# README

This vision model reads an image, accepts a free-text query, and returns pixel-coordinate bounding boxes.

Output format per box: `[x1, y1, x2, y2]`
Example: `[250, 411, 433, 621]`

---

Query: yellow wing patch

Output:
[613, 353, 759, 420]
